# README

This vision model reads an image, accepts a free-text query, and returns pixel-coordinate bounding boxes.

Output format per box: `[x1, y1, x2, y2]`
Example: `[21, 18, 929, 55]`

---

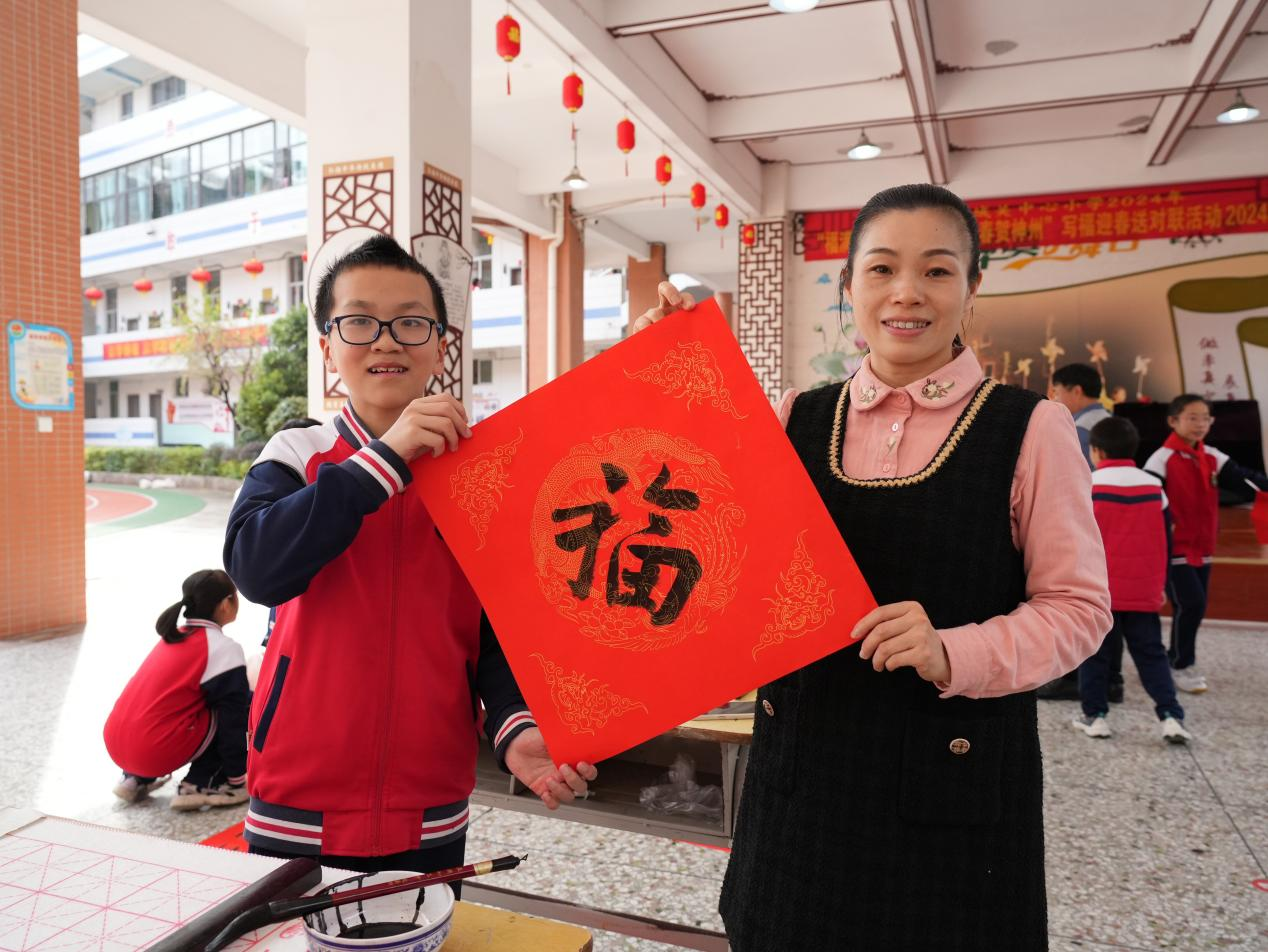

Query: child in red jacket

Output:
[1073, 418, 1190, 744]
[103, 569, 250, 810]
[1144, 394, 1268, 693]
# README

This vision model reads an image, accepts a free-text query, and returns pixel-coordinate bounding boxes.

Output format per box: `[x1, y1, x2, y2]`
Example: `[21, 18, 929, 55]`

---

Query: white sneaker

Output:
[1071, 714, 1112, 738]
[204, 783, 248, 808]
[170, 782, 211, 812]
[1173, 669, 1208, 694]
[1161, 717, 1192, 745]
[112, 774, 170, 803]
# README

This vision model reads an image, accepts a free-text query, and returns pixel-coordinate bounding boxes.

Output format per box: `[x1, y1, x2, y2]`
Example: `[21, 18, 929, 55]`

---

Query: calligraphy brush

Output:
[204, 854, 526, 952]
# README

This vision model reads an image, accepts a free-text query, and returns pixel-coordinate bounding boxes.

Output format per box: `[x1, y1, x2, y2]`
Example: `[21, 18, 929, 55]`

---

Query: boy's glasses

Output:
[325, 315, 442, 346]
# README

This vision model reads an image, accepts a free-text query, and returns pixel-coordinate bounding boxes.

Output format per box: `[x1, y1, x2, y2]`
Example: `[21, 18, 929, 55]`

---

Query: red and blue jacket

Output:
[224, 403, 536, 858]
[1144, 434, 1268, 567]
[1091, 461, 1168, 612]
[103, 620, 249, 782]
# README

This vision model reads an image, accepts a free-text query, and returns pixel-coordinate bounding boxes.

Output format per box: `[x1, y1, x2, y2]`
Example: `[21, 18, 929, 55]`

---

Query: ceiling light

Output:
[846, 129, 882, 161]
[561, 133, 589, 190]
[1217, 89, 1259, 124]
[769, 0, 819, 12]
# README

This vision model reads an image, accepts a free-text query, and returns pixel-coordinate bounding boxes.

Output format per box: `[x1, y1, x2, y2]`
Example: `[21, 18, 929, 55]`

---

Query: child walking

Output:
[104, 569, 251, 811]
[1144, 395, 1268, 693]
[1073, 417, 1190, 743]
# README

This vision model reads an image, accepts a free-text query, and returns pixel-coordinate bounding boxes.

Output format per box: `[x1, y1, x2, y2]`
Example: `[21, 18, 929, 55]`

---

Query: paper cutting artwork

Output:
[413, 299, 876, 765]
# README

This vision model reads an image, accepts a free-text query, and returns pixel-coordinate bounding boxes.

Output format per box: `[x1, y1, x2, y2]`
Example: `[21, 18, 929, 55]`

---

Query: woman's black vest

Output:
[720, 379, 1048, 952]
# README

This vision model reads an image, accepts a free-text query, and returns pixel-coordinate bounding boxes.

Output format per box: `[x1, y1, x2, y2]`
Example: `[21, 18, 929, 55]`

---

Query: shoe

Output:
[1071, 714, 1112, 738]
[1173, 669, 1208, 694]
[170, 782, 212, 812]
[1161, 716, 1192, 745]
[204, 783, 248, 808]
[112, 774, 170, 803]
[1108, 682, 1124, 704]
[1037, 673, 1081, 701]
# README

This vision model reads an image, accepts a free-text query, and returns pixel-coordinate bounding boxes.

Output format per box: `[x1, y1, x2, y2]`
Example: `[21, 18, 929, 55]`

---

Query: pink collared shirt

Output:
[776, 347, 1111, 699]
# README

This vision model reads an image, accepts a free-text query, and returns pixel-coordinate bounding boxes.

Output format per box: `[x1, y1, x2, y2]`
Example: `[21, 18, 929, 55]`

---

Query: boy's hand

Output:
[853, 601, 952, 684]
[379, 394, 472, 463]
[630, 280, 695, 335]
[504, 727, 598, 810]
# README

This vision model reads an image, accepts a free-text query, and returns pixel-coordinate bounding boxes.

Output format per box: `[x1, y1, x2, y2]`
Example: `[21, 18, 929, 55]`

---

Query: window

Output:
[171, 275, 187, 316]
[150, 76, 186, 108]
[83, 296, 98, 336]
[84, 382, 98, 419]
[287, 255, 304, 309]
[175, 376, 190, 398]
[149, 393, 162, 423]
[474, 358, 494, 385]
[509, 266, 523, 287]
[105, 288, 118, 334]
[147, 311, 162, 329]
[124, 314, 140, 332]
[472, 229, 493, 290]
[127, 394, 141, 417]
[80, 121, 308, 234]
[204, 270, 221, 313]
[120, 91, 133, 119]
[259, 288, 279, 316]
[108, 381, 119, 417]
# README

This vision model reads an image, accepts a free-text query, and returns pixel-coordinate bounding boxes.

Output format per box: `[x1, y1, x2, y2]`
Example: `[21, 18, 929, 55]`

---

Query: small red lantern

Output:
[655, 154, 672, 207]
[690, 182, 706, 230]
[563, 72, 583, 139]
[741, 223, 757, 246]
[715, 203, 730, 248]
[190, 267, 212, 285]
[496, 13, 521, 95]
[133, 277, 153, 294]
[301, 250, 308, 263]
[243, 257, 265, 277]
[616, 117, 635, 176]
[83, 286, 104, 302]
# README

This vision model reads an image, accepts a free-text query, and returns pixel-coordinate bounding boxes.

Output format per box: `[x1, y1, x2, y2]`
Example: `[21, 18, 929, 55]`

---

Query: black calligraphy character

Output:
[552, 501, 619, 598]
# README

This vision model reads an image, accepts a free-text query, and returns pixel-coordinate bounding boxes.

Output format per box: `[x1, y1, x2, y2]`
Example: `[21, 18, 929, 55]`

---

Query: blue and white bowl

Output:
[303, 870, 454, 952]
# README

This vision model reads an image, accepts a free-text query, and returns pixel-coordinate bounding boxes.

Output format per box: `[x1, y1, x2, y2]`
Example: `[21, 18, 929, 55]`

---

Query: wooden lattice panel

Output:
[738, 220, 785, 401]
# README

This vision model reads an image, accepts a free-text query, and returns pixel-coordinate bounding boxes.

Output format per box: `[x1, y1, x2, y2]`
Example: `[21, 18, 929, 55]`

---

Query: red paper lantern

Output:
[690, 182, 706, 230]
[496, 14, 520, 95]
[655, 154, 672, 207]
[190, 267, 212, 285]
[83, 286, 104, 302]
[243, 257, 265, 276]
[133, 277, 153, 294]
[741, 223, 757, 246]
[715, 204, 730, 248]
[616, 117, 635, 176]
[562, 72, 584, 112]
[301, 250, 308, 263]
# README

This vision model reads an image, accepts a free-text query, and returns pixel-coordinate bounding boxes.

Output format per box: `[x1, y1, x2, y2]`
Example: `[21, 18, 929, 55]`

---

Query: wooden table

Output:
[449, 903, 592, 951]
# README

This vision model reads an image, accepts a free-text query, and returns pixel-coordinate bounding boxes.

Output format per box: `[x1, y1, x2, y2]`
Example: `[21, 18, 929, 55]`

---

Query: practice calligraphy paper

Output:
[412, 300, 876, 765]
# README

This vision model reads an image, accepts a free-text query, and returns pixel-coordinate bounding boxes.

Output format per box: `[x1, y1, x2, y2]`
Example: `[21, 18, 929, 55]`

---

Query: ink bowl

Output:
[303, 870, 454, 952]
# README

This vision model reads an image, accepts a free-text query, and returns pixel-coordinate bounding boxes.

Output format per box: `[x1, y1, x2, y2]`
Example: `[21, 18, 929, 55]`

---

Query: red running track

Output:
[85, 487, 155, 525]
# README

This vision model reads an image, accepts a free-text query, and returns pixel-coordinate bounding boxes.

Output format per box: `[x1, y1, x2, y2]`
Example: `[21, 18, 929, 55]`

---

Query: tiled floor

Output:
[1, 489, 1265, 949]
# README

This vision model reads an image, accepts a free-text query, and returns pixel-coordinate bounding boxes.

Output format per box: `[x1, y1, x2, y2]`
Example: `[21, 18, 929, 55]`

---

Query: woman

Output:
[635, 184, 1110, 950]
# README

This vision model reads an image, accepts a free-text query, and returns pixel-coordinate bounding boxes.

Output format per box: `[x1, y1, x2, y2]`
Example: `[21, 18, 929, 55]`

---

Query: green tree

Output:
[172, 290, 264, 437]
[236, 305, 309, 441]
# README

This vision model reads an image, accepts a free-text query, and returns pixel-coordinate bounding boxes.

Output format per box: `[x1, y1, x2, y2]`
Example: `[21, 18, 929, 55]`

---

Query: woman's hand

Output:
[504, 727, 598, 810]
[853, 601, 952, 684]
[630, 280, 696, 334]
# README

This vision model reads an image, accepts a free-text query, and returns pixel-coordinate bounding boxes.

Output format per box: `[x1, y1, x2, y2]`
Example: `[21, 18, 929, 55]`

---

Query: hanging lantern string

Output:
[507, 2, 742, 215]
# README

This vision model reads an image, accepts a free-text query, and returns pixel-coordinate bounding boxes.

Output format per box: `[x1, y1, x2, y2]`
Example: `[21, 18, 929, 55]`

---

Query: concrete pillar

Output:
[627, 242, 667, 331]
[0, 0, 85, 638]
[304, 0, 473, 416]
[716, 291, 734, 332]
[524, 193, 585, 392]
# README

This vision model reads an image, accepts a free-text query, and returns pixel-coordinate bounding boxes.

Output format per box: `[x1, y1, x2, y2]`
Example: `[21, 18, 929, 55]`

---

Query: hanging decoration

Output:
[496, 12, 521, 96]
[243, 257, 265, 277]
[655, 154, 672, 207]
[190, 267, 212, 285]
[133, 277, 153, 294]
[83, 287, 104, 302]
[690, 182, 706, 231]
[715, 204, 730, 248]
[616, 117, 635, 176]
[562, 71, 584, 140]
[741, 223, 757, 246]
[301, 250, 308, 263]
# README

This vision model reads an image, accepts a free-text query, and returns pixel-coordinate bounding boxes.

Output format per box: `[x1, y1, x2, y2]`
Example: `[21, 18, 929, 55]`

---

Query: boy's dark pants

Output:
[1079, 610, 1184, 721]
[1167, 563, 1212, 670]
[250, 835, 468, 899]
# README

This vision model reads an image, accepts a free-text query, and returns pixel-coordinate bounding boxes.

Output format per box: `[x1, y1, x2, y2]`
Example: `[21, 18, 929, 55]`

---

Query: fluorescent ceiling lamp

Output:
[846, 129, 882, 161]
[769, 0, 819, 12]
[1216, 89, 1259, 124]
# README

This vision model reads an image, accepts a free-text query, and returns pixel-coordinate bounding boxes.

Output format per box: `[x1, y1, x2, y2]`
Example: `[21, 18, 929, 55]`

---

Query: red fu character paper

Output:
[413, 300, 876, 765]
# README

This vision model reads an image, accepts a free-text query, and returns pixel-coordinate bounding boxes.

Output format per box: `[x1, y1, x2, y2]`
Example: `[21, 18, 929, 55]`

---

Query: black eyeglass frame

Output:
[323, 314, 446, 346]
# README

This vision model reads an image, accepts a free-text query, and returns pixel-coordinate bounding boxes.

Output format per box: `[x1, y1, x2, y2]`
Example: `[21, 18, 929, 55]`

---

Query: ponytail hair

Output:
[156, 569, 236, 643]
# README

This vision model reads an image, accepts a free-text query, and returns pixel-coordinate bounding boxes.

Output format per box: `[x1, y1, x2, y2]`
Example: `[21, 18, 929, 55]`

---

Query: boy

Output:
[1144, 394, 1268, 693]
[224, 234, 594, 880]
[1072, 417, 1190, 743]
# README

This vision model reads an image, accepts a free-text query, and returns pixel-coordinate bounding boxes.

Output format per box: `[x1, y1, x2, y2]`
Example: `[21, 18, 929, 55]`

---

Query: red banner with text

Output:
[802, 177, 1268, 260]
